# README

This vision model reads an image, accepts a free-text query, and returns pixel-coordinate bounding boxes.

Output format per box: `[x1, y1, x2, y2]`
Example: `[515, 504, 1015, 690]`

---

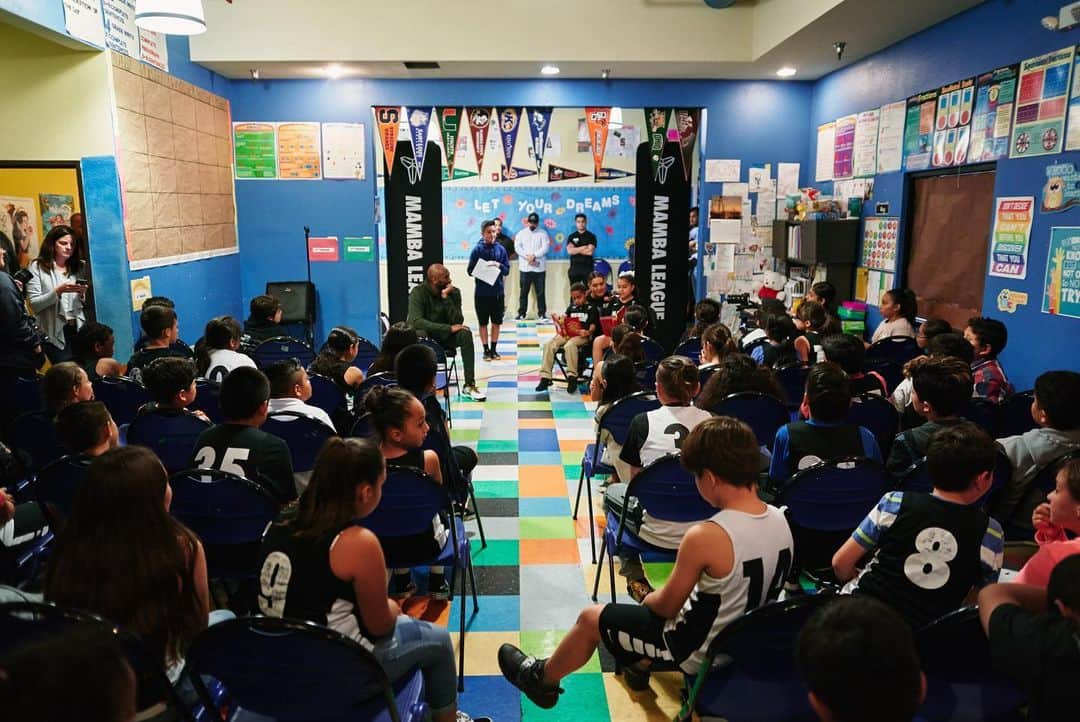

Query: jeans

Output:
[372, 615, 458, 716]
[519, 271, 546, 317]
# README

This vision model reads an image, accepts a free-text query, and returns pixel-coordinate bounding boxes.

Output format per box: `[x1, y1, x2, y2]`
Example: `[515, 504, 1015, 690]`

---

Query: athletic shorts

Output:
[598, 603, 678, 668]
[475, 295, 505, 325]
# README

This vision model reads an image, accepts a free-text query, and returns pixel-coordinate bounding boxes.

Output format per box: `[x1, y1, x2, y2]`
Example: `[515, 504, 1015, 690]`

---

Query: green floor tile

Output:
[522, 673, 609, 722]
[472, 480, 519, 498]
[477, 439, 519, 453]
[551, 408, 595, 419]
[519, 401, 553, 410]
[519, 630, 600, 673]
[519, 516, 577, 539]
[561, 451, 584, 464]
[482, 401, 519, 411]
[450, 428, 481, 442]
[469, 539, 519, 566]
[563, 465, 582, 480]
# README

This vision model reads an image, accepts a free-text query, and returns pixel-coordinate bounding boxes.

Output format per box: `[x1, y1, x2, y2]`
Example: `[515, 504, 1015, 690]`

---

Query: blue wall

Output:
[809, 0, 1080, 389]
[227, 77, 814, 343]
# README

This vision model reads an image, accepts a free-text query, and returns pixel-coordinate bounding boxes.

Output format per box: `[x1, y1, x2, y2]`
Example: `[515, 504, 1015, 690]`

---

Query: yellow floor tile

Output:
[450, 631, 521, 676]
[602, 671, 686, 722]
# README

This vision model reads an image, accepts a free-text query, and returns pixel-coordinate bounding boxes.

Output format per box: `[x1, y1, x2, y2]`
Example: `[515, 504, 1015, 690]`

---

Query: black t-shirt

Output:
[567, 230, 598, 277]
[990, 605, 1080, 722]
[190, 423, 296, 503]
[125, 346, 193, 384]
[563, 302, 600, 338]
[496, 231, 516, 260]
[242, 318, 286, 351]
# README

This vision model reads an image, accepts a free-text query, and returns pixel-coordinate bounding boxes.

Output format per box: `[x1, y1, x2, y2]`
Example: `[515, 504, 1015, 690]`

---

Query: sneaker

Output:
[627, 579, 655, 603]
[456, 712, 492, 722]
[566, 376, 577, 394]
[515, 313, 526, 321]
[428, 573, 450, 601]
[482, 348, 493, 361]
[388, 573, 416, 599]
[490, 348, 501, 360]
[535, 378, 552, 392]
[498, 644, 562, 709]
[461, 384, 487, 401]
[622, 663, 652, 691]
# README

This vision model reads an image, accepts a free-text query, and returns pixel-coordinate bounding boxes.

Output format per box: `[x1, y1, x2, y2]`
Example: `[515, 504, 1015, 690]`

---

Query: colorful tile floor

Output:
[401, 321, 683, 722]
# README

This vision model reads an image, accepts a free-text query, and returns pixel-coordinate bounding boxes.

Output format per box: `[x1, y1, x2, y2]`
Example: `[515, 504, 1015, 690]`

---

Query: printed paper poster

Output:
[102, 0, 138, 57]
[606, 124, 640, 159]
[233, 122, 277, 179]
[321, 122, 365, 180]
[130, 275, 151, 311]
[307, 236, 339, 262]
[1067, 51, 1080, 151]
[861, 217, 899, 272]
[1011, 46, 1075, 158]
[63, 0, 105, 47]
[996, 289, 1029, 314]
[1041, 162, 1080, 213]
[706, 159, 740, 183]
[777, 163, 800, 196]
[815, 122, 835, 182]
[276, 122, 322, 179]
[748, 167, 769, 193]
[904, 90, 938, 171]
[833, 114, 857, 179]
[970, 64, 1019, 162]
[988, 196, 1034, 280]
[138, 28, 168, 71]
[876, 101, 906, 173]
[374, 107, 402, 175]
[1042, 226, 1080, 317]
[405, 107, 433, 176]
[39, 194, 74, 234]
[466, 107, 492, 173]
[852, 109, 880, 178]
[933, 78, 975, 166]
[585, 107, 611, 180]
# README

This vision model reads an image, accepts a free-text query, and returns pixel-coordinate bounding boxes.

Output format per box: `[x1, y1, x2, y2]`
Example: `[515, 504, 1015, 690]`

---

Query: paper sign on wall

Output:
[1043, 226, 1080, 318]
[138, 28, 168, 71]
[876, 101, 906, 173]
[970, 65, 1019, 162]
[344, 236, 375, 262]
[63, 0, 105, 46]
[277, 122, 322, 179]
[322, 122, 366, 180]
[852, 109, 880, 177]
[1042, 162, 1080, 213]
[815, 122, 835, 182]
[904, 90, 938, 171]
[988, 196, 1034, 280]
[833, 114, 857, 180]
[233, 122, 277, 179]
[308, 236, 339, 262]
[130, 275, 151, 311]
[705, 159, 740, 183]
[1011, 46, 1075, 158]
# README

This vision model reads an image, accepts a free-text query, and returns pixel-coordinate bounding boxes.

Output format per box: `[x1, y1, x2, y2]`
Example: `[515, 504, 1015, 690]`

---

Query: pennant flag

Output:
[645, 108, 674, 181]
[405, 106, 433, 177]
[526, 107, 553, 174]
[596, 167, 635, 181]
[437, 107, 461, 179]
[585, 107, 611, 181]
[374, 106, 401, 175]
[497, 107, 521, 171]
[441, 166, 479, 182]
[500, 165, 538, 182]
[675, 108, 700, 181]
[548, 164, 590, 183]
[466, 107, 492, 173]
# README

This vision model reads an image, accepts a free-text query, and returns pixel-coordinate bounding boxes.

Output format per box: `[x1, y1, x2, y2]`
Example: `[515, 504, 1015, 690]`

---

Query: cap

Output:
[527, 212, 539, 223]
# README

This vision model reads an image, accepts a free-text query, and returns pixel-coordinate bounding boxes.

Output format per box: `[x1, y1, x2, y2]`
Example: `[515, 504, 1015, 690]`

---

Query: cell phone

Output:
[75, 278, 89, 287]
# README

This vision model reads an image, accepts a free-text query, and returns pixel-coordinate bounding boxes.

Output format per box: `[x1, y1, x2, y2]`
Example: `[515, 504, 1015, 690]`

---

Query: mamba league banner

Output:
[634, 140, 690, 352]
[384, 140, 443, 322]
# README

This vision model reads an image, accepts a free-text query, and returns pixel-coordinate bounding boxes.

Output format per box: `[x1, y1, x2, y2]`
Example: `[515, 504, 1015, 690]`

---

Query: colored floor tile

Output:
[519, 515, 577, 540]
[517, 451, 564, 466]
[518, 496, 572, 517]
[519, 538, 581, 565]
[521, 673, 610, 722]
[519, 429, 561, 451]
[469, 539, 520, 566]
[447, 594, 520, 632]
[471, 480, 519, 498]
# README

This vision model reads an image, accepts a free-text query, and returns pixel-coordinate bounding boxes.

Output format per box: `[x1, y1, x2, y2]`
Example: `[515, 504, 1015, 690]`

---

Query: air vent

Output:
[404, 61, 440, 70]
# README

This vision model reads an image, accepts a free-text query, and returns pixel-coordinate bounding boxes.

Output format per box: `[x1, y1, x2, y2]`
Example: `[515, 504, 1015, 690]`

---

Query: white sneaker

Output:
[461, 384, 487, 401]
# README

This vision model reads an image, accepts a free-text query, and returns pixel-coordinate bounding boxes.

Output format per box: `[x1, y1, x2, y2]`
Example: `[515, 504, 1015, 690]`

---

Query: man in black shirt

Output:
[189, 366, 296, 503]
[0, 266, 42, 376]
[566, 213, 598, 286]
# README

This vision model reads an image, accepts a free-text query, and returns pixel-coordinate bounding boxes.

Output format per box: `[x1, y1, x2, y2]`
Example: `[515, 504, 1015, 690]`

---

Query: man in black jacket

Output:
[0, 268, 43, 375]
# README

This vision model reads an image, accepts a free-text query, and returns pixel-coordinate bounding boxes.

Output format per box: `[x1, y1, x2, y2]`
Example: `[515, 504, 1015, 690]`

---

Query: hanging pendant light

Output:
[135, 0, 207, 36]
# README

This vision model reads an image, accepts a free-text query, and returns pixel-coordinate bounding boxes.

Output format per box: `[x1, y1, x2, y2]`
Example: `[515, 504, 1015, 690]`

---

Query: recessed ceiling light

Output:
[540, 64, 560, 76]
[776, 66, 797, 78]
[325, 63, 345, 80]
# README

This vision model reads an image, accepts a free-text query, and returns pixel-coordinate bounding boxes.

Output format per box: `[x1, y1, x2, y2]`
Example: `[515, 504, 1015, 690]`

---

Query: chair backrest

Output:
[307, 373, 347, 419]
[641, 337, 666, 363]
[696, 365, 717, 394]
[262, 411, 336, 473]
[355, 371, 398, 407]
[711, 391, 789, 450]
[359, 467, 450, 563]
[597, 391, 661, 445]
[958, 398, 997, 435]
[846, 392, 900, 458]
[252, 336, 315, 370]
[866, 336, 921, 365]
[777, 457, 891, 532]
[617, 260, 634, 276]
[864, 359, 904, 395]
[168, 468, 278, 548]
[635, 361, 658, 390]
[349, 412, 375, 438]
[189, 379, 223, 423]
[994, 390, 1037, 438]
[183, 616, 402, 722]
[744, 337, 771, 365]
[379, 312, 391, 338]
[417, 337, 449, 367]
[33, 454, 91, 530]
[897, 448, 1012, 506]
[92, 376, 151, 426]
[1034, 449, 1080, 495]
[625, 454, 715, 524]
[674, 337, 702, 364]
[126, 409, 211, 472]
[352, 335, 381, 374]
[4, 410, 64, 473]
[0, 374, 42, 426]
[775, 364, 809, 409]
[593, 257, 613, 281]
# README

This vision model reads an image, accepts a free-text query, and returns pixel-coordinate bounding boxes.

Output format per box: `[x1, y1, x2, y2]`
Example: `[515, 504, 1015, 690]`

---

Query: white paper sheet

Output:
[715, 243, 736, 273]
[853, 109, 880, 178]
[748, 167, 769, 193]
[709, 218, 741, 244]
[64, 0, 105, 46]
[322, 122, 366, 180]
[756, 180, 777, 225]
[705, 159, 740, 183]
[876, 101, 907, 173]
[723, 182, 749, 200]
[816, 122, 836, 182]
[777, 162, 800, 196]
[471, 260, 503, 286]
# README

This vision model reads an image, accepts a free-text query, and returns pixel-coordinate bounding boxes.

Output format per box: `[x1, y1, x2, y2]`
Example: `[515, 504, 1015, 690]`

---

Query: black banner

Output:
[633, 140, 690, 353]
[384, 139, 443, 323]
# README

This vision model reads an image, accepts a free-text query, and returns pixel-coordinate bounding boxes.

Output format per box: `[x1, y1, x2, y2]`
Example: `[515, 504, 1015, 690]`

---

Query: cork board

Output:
[110, 51, 237, 267]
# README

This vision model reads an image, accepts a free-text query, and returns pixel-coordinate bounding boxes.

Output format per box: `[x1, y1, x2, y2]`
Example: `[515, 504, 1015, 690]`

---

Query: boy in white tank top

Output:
[499, 417, 794, 708]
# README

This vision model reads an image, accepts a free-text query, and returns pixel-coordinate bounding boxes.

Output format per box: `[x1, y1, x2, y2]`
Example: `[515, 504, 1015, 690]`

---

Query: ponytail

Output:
[656, 355, 699, 405]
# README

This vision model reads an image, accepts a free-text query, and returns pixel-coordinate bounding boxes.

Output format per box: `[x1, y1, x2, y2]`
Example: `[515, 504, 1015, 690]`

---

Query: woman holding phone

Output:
[27, 225, 87, 363]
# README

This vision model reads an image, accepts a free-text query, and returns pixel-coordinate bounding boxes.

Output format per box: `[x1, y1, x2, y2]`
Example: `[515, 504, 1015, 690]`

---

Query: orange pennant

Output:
[374, 106, 401, 175]
[585, 107, 611, 181]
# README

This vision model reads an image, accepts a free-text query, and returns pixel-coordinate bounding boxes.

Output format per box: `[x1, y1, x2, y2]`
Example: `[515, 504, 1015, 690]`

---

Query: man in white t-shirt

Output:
[514, 212, 550, 320]
[264, 359, 336, 431]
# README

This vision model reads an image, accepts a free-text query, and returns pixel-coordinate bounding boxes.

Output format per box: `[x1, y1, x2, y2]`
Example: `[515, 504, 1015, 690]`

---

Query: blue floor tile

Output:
[457, 675, 522, 722]
[518, 429, 560, 451]
[519, 497, 572, 516]
[518, 451, 564, 465]
[447, 594, 520, 632]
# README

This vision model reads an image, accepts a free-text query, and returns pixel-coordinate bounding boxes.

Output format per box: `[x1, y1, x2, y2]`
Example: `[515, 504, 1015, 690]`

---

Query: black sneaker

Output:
[428, 573, 450, 601]
[491, 348, 501, 360]
[482, 348, 493, 361]
[535, 378, 552, 392]
[388, 572, 416, 599]
[566, 376, 577, 394]
[498, 643, 562, 709]
[516, 313, 526, 321]
[622, 663, 652, 691]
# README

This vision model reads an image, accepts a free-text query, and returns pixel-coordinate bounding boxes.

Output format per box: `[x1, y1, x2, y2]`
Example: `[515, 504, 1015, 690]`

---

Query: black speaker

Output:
[266, 281, 315, 324]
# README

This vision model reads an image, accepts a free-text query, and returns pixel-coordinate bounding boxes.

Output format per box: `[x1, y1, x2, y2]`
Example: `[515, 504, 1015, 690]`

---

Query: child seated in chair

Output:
[72, 321, 123, 381]
[364, 386, 450, 601]
[891, 331, 973, 414]
[536, 282, 599, 394]
[823, 333, 888, 397]
[993, 371, 1080, 529]
[41, 361, 95, 416]
[964, 316, 1013, 405]
[242, 294, 285, 350]
[498, 417, 794, 708]
[769, 362, 881, 487]
[591, 354, 642, 481]
[309, 326, 365, 394]
[264, 359, 336, 431]
[195, 316, 255, 382]
[1016, 459, 1080, 588]
[886, 356, 972, 478]
[126, 304, 190, 384]
[833, 421, 1004, 629]
[979, 553, 1080, 722]
[605, 356, 713, 601]
[55, 401, 118, 457]
[139, 357, 210, 422]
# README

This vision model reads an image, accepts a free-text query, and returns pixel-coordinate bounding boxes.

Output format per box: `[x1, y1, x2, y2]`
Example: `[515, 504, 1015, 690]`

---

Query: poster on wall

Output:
[815, 122, 835, 182]
[102, 0, 138, 57]
[932, 77, 974, 167]
[138, 28, 168, 71]
[1042, 162, 1080, 213]
[1010, 46, 1075, 158]
[1066, 51, 1080, 151]
[0, 196, 40, 269]
[876, 100, 906, 173]
[903, 89, 938, 171]
[233, 122, 277, 179]
[383, 140, 442, 322]
[1042, 226, 1080, 318]
[276, 122, 322, 179]
[988, 196, 1034, 280]
[322, 122, 365, 180]
[970, 64, 1019, 162]
[833, 114, 857, 179]
[63, 0, 106, 47]
[585, 107, 611, 180]
[39, 194, 75, 235]
[852, 109, 880, 177]
[861, 217, 899, 272]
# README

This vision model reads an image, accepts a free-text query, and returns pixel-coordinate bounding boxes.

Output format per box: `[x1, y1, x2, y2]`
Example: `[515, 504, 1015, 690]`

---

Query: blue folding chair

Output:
[575, 391, 661, 563]
[696, 365, 717, 393]
[710, 391, 789, 450]
[127, 409, 211, 473]
[617, 260, 633, 276]
[92, 376, 151, 426]
[674, 337, 702, 364]
[776, 457, 891, 573]
[0, 374, 42, 427]
[252, 336, 316, 370]
[593, 257, 613, 284]
[355, 371, 398, 407]
[916, 606, 1026, 721]
[308, 373, 349, 428]
[32, 454, 91, 531]
[775, 363, 809, 411]
[744, 337, 771, 366]
[417, 338, 454, 423]
[846, 392, 900, 459]
[189, 379, 223, 423]
[379, 312, 391, 339]
[422, 419, 486, 549]
[349, 412, 375, 438]
[353, 335, 381, 375]
[994, 390, 1037, 438]
[864, 358, 904, 394]
[360, 466, 477, 692]
[594, 454, 715, 603]
[169, 468, 279, 580]
[641, 337, 666, 364]
[184, 616, 426, 722]
[4, 410, 64, 474]
[262, 411, 337, 478]
[959, 398, 998, 435]
[682, 595, 826, 722]
[896, 449, 1012, 508]
[866, 336, 921, 366]
[634, 361, 658, 391]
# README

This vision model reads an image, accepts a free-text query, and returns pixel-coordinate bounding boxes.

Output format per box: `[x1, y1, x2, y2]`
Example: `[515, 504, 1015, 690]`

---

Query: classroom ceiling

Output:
[191, 0, 986, 81]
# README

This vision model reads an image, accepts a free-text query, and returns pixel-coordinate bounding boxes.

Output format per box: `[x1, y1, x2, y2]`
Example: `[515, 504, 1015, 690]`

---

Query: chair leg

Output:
[467, 558, 479, 614]
[458, 559, 467, 693]
[608, 544, 618, 605]
[591, 535, 608, 602]
[470, 485, 487, 549]
[585, 473, 597, 564]
[572, 466, 586, 520]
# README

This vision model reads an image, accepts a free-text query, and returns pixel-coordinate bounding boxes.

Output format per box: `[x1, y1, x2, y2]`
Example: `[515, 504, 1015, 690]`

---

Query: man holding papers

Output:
[468, 220, 511, 361]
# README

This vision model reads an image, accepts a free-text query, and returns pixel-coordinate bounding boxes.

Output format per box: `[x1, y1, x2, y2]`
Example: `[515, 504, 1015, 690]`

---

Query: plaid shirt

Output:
[972, 358, 1012, 404]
